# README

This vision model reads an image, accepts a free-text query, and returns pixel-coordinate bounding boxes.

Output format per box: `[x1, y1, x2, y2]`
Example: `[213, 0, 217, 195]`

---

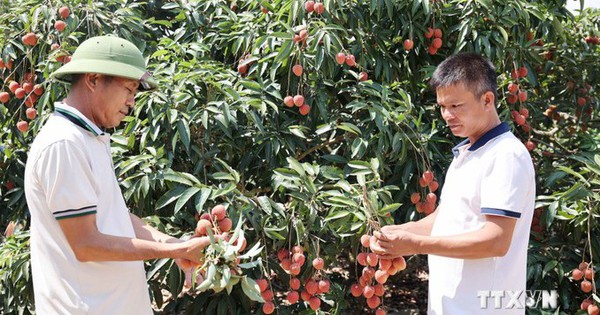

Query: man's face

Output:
[436, 82, 494, 143]
[92, 76, 139, 128]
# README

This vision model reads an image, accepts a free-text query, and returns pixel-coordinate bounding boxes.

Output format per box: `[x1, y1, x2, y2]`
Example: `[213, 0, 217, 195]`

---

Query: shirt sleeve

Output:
[479, 147, 534, 219]
[35, 140, 99, 220]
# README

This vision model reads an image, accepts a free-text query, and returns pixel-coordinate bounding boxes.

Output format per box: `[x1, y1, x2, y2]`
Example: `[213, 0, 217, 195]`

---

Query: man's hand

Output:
[176, 236, 217, 288]
[179, 236, 212, 264]
[370, 229, 421, 259]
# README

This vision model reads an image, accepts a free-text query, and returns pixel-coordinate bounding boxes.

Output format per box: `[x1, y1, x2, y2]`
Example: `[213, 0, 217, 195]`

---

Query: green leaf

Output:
[379, 203, 401, 215]
[240, 80, 262, 92]
[542, 260, 558, 278]
[156, 186, 187, 210]
[496, 26, 508, 43]
[337, 122, 362, 135]
[275, 40, 294, 63]
[238, 243, 263, 260]
[174, 187, 201, 214]
[348, 160, 371, 170]
[195, 188, 212, 214]
[241, 276, 264, 302]
[324, 210, 350, 222]
[287, 157, 306, 176]
[326, 196, 359, 208]
[196, 264, 216, 292]
[176, 119, 191, 151]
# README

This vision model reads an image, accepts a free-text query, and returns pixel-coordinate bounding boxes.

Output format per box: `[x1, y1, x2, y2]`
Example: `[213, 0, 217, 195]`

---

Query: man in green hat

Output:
[24, 36, 211, 314]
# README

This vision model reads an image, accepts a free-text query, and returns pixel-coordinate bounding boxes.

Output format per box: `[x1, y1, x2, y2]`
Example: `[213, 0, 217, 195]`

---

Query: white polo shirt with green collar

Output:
[24, 102, 152, 315]
[428, 122, 535, 315]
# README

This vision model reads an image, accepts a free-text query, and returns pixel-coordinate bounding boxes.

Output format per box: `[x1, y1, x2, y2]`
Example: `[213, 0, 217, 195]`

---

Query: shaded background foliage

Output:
[0, 0, 598, 314]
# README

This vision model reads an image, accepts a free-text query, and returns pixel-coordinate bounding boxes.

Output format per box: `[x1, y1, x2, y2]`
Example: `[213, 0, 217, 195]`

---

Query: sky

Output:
[566, 0, 600, 12]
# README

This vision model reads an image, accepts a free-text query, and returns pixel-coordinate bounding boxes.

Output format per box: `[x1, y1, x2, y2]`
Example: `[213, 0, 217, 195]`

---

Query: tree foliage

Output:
[0, 0, 598, 314]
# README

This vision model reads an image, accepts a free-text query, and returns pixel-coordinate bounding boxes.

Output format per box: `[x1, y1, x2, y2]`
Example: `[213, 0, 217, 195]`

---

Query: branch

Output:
[296, 135, 347, 161]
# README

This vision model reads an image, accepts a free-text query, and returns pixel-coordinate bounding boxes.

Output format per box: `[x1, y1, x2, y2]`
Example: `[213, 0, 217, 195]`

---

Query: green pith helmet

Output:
[51, 35, 157, 91]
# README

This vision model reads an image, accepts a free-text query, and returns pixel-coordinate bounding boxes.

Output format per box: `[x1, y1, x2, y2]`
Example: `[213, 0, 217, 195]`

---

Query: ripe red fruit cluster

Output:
[507, 83, 536, 150]
[0, 59, 13, 70]
[530, 207, 544, 235]
[295, 260, 330, 309]
[424, 27, 443, 55]
[582, 299, 599, 315]
[299, 0, 325, 15]
[510, 106, 530, 133]
[572, 261, 595, 293]
[351, 234, 407, 314]
[524, 139, 536, 152]
[237, 55, 253, 75]
[2, 75, 44, 133]
[256, 278, 276, 314]
[297, 276, 329, 310]
[585, 35, 599, 45]
[0, 91, 9, 104]
[313, 2, 325, 15]
[274, 245, 331, 311]
[283, 94, 310, 115]
[59, 6, 70, 19]
[304, 0, 315, 13]
[412, 170, 438, 215]
[507, 82, 528, 104]
[56, 54, 72, 64]
[278, 245, 306, 276]
[293, 29, 309, 45]
[334, 51, 357, 67]
[54, 20, 67, 32]
[26, 108, 37, 119]
[21, 32, 38, 46]
[17, 121, 28, 133]
[359, 71, 368, 82]
[576, 83, 591, 109]
[510, 66, 528, 80]
[292, 64, 303, 77]
[194, 205, 234, 236]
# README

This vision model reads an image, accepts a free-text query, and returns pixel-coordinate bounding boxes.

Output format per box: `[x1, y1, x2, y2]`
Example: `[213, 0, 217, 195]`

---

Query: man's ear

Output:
[481, 91, 495, 109]
[82, 73, 101, 91]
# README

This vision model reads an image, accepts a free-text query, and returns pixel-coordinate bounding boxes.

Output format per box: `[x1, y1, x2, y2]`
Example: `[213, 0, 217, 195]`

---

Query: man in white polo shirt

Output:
[24, 36, 213, 314]
[371, 53, 535, 314]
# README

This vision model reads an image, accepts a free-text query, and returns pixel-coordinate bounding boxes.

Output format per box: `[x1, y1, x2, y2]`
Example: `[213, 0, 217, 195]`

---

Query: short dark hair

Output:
[429, 53, 497, 99]
[70, 74, 84, 86]
[70, 73, 114, 87]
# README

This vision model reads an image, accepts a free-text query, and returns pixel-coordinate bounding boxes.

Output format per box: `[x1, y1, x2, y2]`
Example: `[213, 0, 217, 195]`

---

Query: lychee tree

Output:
[0, 0, 598, 314]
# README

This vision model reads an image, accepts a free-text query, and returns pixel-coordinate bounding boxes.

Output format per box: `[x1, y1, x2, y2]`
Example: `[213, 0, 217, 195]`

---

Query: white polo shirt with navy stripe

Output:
[428, 122, 535, 315]
[24, 102, 152, 315]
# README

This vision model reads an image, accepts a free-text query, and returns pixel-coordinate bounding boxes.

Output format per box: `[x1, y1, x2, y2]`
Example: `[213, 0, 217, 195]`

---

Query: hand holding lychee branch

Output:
[352, 230, 407, 314]
[370, 229, 420, 259]
[184, 206, 264, 302]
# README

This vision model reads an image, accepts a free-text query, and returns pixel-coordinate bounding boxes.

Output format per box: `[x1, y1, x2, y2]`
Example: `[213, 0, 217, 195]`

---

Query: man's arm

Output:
[371, 214, 516, 259]
[58, 214, 209, 263]
[381, 207, 439, 236]
[129, 213, 181, 244]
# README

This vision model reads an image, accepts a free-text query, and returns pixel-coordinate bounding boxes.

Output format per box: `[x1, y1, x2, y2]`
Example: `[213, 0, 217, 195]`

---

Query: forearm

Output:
[384, 209, 438, 236]
[73, 233, 187, 262]
[416, 225, 510, 259]
[59, 212, 211, 264]
[129, 213, 181, 244]
[408, 209, 438, 235]
[373, 215, 515, 259]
